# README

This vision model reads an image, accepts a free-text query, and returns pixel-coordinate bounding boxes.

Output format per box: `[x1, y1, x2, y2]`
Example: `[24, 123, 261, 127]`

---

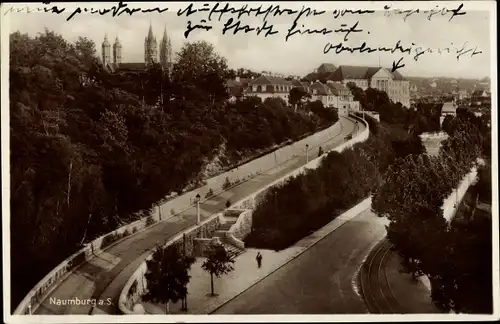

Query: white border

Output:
[1, 1, 498, 323]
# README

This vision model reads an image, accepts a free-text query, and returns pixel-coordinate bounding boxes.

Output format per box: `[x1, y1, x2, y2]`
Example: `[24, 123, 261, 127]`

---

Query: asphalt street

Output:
[33, 116, 359, 314]
[213, 209, 388, 314]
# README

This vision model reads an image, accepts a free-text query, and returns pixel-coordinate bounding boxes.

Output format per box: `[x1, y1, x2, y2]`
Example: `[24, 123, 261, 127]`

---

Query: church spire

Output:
[144, 22, 158, 64]
[102, 33, 111, 65]
[148, 21, 154, 40]
[113, 36, 122, 64]
[159, 24, 171, 70]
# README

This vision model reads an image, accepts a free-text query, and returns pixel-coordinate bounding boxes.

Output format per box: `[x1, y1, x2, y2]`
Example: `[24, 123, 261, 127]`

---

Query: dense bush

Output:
[245, 117, 423, 250]
[348, 83, 442, 134]
[372, 113, 491, 313]
[9, 30, 336, 308]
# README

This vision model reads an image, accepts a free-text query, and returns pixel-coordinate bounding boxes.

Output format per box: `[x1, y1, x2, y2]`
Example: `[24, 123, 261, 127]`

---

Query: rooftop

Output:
[327, 65, 405, 81]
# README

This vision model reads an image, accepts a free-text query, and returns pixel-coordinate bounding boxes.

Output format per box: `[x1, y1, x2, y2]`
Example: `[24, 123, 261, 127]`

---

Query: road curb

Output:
[209, 197, 372, 314]
[357, 237, 389, 313]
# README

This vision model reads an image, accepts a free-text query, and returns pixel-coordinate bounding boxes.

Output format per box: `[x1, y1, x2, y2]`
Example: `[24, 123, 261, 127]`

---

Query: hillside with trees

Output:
[9, 29, 338, 307]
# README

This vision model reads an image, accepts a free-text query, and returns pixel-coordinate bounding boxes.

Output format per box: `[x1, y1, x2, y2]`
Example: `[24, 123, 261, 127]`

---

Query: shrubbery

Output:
[10, 30, 338, 307]
[245, 115, 424, 250]
[348, 83, 442, 134]
[372, 111, 491, 313]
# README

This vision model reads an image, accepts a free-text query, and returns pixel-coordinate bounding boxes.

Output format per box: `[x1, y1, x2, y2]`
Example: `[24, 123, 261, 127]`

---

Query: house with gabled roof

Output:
[244, 74, 294, 102]
[470, 89, 491, 107]
[316, 63, 337, 74]
[325, 82, 359, 115]
[310, 81, 335, 107]
[290, 79, 311, 93]
[308, 80, 360, 116]
[327, 65, 410, 108]
[226, 76, 251, 102]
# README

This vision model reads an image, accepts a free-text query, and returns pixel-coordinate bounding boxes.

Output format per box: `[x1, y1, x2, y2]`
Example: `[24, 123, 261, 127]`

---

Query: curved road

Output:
[213, 209, 388, 314]
[32, 116, 361, 315]
[359, 239, 401, 313]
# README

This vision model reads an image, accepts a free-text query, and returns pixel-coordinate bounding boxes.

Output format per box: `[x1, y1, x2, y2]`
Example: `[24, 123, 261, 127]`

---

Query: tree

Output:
[172, 40, 230, 104]
[143, 245, 195, 313]
[289, 87, 311, 112]
[9, 29, 341, 310]
[431, 216, 492, 313]
[74, 36, 97, 66]
[201, 244, 235, 296]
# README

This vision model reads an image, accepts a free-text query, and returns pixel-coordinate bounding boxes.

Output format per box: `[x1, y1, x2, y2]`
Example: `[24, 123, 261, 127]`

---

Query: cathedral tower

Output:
[144, 22, 158, 64]
[159, 25, 172, 70]
[101, 34, 111, 65]
[113, 37, 122, 64]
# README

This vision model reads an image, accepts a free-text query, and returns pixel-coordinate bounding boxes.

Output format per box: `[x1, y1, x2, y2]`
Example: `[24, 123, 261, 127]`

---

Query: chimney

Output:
[235, 76, 240, 82]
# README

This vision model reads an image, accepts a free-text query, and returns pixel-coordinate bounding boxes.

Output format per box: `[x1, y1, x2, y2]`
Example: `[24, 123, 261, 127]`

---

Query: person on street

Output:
[256, 252, 263, 268]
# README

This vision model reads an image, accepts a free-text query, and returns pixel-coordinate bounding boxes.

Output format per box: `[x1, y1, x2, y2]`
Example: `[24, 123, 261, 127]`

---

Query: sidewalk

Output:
[142, 247, 303, 314]
[141, 198, 372, 314]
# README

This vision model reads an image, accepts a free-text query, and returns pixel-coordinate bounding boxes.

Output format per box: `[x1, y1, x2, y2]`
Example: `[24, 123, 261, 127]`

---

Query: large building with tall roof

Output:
[101, 23, 173, 73]
[327, 65, 410, 108]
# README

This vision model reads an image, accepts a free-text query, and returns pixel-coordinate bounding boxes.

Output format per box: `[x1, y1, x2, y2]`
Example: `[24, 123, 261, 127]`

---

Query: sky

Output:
[4, 1, 496, 79]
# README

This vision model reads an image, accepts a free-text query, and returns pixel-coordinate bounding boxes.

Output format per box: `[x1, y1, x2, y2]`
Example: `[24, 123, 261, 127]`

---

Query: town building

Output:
[326, 65, 411, 108]
[101, 23, 173, 73]
[308, 81, 359, 116]
[290, 79, 311, 93]
[316, 63, 337, 74]
[325, 82, 359, 115]
[440, 101, 456, 127]
[226, 76, 252, 102]
[243, 74, 294, 102]
[470, 89, 491, 107]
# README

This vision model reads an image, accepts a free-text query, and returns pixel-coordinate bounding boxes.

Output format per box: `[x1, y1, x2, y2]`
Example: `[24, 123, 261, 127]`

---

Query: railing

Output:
[14, 117, 348, 315]
[117, 116, 370, 314]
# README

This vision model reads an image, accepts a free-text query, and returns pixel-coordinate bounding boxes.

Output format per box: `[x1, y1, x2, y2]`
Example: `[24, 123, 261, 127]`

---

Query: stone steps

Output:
[222, 243, 244, 259]
[218, 220, 237, 231]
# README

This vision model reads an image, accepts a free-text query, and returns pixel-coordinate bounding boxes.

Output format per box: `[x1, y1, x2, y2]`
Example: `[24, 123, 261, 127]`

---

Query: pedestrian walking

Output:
[256, 252, 263, 268]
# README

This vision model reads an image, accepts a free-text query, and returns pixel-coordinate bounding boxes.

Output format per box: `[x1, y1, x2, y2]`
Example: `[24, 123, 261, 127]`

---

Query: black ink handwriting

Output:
[286, 25, 332, 42]
[222, 18, 278, 37]
[334, 21, 363, 42]
[178, 3, 302, 22]
[3, 3, 65, 16]
[325, 40, 483, 66]
[448, 3, 466, 21]
[324, 40, 413, 56]
[383, 3, 466, 21]
[413, 42, 482, 61]
[456, 42, 482, 60]
[184, 20, 213, 38]
[332, 8, 375, 19]
[391, 57, 406, 72]
[177, 3, 210, 17]
[42, 1, 169, 21]
[285, 7, 327, 41]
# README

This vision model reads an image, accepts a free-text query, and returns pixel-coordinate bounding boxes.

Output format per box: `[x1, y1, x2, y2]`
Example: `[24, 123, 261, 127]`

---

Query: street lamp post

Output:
[195, 194, 201, 225]
[305, 144, 309, 164]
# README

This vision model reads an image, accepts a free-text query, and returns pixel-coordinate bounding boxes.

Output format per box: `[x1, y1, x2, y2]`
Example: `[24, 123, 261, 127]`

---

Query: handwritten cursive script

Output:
[4, 1, 483, 73]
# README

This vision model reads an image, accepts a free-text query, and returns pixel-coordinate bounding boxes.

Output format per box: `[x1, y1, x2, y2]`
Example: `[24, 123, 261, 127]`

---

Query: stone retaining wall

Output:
[118, 213, 223, 314]
[117, 115, 370, 314]
[14, 118, 347, 315]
